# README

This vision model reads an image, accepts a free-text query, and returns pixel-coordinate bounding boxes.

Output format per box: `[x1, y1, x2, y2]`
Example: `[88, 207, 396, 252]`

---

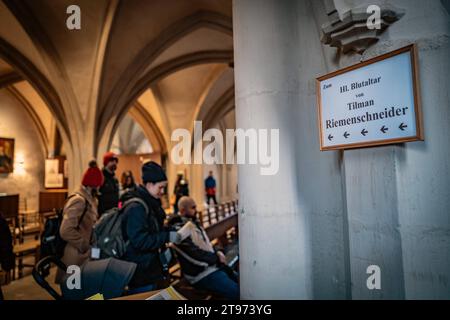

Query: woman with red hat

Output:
[55, 160, 104, 284]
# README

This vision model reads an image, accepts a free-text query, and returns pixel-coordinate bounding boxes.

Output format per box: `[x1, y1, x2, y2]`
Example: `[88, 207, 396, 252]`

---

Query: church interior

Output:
[0, 0, 449, 301]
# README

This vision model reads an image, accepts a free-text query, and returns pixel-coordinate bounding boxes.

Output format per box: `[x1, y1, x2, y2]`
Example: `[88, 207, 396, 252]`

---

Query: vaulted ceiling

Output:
[0, 0, 236, 182]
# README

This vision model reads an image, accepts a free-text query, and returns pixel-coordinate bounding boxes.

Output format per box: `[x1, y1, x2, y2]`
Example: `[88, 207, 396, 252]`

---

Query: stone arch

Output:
[0, 37, 69, 145]
[3, 0, 95, 189]
[128, 102, 168, 155]
[199, 86, 235, 132]
[5, 86, 49, 157]
[99, 50, 233, 155]
[95, 10, 233, 153]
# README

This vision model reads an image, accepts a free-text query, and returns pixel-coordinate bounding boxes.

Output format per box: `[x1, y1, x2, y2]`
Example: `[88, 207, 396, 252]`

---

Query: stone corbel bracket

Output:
[321, 4, 405, 54]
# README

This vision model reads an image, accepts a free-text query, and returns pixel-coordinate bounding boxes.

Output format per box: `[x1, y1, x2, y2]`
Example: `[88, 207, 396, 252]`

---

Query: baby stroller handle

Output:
[32, 256, 67, 300]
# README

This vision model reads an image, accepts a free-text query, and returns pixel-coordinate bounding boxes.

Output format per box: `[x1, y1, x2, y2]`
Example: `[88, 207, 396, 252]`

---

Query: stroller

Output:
[32, 255, 136, 300]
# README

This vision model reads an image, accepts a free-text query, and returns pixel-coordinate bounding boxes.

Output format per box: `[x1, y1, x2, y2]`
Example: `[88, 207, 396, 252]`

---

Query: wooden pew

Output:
[205, 213, 238, 242]
[39, 190, 68, 217]
[13, 240, 40, 279]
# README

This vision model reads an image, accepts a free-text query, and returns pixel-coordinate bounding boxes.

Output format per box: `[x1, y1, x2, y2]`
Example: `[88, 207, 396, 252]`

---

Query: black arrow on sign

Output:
[380, 126, 388, 134]
[328, 134, 333, 141]
[343, 132, 350, 139]
[399, 123, 408, 131]
[361, 129, 368, 136]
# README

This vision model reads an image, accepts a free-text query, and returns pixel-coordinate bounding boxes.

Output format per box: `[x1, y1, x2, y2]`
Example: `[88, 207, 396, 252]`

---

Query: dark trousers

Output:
[127, 283, 157, 296]
[194, 269, 239, 300]
[0, 284, 4, 300]
[206, 195, 217, 205]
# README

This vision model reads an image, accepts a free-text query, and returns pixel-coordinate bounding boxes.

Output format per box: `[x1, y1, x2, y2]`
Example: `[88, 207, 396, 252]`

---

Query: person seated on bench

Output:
[169, 196, 239, 300]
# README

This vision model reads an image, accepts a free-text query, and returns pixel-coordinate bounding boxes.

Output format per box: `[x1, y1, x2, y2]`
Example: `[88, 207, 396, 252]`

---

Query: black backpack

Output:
[40, 193, 88, 259]
[92, 197, 148, 259]
[92, 197, 173, 277]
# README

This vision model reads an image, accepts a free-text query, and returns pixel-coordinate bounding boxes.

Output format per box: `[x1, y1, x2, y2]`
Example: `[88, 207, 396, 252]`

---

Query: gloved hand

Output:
[169, 231, 182, 244]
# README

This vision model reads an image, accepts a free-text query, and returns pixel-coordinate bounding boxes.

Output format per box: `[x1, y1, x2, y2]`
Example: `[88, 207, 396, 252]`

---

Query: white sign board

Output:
[45, 159, 64, 188]
[316, 45, 423, 151]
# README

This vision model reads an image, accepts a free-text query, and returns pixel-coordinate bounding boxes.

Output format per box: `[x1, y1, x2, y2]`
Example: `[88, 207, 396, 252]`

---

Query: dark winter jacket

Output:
[120, 185, 172, 288]
[174, 181, 189, 198]
[168, 215, 219, 284]
[0, 214, 14, 272]
[205, 176, 216, 189]
[98, 168, 119, 215]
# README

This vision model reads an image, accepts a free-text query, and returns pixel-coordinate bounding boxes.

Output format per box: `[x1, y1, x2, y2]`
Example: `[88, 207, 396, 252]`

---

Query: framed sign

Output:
[316, 44, 423, 151]
[0, 138, 14, 173]
[45, 158, 64, 188]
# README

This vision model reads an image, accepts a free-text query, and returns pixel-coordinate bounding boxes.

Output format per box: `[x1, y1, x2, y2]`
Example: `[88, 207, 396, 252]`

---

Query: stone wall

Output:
[0, 89, 45, 212]
[234, 0, 450, 299]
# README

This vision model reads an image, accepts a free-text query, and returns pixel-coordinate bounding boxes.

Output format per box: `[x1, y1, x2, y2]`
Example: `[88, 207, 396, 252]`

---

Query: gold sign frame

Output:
[316, 44, 424, 151]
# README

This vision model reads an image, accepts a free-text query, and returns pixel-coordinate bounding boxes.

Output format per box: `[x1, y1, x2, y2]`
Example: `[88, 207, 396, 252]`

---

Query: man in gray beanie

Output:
[120, 161, 182, 294]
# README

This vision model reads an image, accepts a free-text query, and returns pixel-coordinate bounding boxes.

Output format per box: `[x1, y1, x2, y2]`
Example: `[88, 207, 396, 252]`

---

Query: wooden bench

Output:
[205, 213, 238, 242]
[13, 240, 40, 279]
[198, 200, 239, 228]
[17, 211, 41, 243]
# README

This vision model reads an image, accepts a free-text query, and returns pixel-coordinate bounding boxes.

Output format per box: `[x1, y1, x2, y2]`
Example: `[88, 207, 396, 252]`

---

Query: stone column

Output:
[387, 0, 450, 299]
[338, 0, 450, 299]
[189, 163, 205, 209]
[233, 0, 348, 299]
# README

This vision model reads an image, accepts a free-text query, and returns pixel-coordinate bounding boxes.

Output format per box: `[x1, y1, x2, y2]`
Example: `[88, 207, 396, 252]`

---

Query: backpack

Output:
[40, 193, 88, 259]
[92, 197, 149, 259]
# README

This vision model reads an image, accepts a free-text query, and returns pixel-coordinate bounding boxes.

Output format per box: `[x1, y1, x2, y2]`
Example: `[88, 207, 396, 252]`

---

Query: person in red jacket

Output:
[204, 171, 217, 205]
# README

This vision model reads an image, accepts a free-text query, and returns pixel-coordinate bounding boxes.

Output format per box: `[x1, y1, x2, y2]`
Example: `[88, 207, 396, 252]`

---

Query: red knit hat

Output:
[82, 160, 104, 188]
[103, 151, 118, 166]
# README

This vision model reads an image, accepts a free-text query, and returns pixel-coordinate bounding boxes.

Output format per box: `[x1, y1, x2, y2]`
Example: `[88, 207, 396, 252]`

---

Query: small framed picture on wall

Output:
[0, 137, 14, 174]
[45, 158, 64, 188]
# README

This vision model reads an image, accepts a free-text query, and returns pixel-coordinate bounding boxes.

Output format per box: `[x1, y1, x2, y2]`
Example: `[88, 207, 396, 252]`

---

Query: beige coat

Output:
[55, 186, 98, 284]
